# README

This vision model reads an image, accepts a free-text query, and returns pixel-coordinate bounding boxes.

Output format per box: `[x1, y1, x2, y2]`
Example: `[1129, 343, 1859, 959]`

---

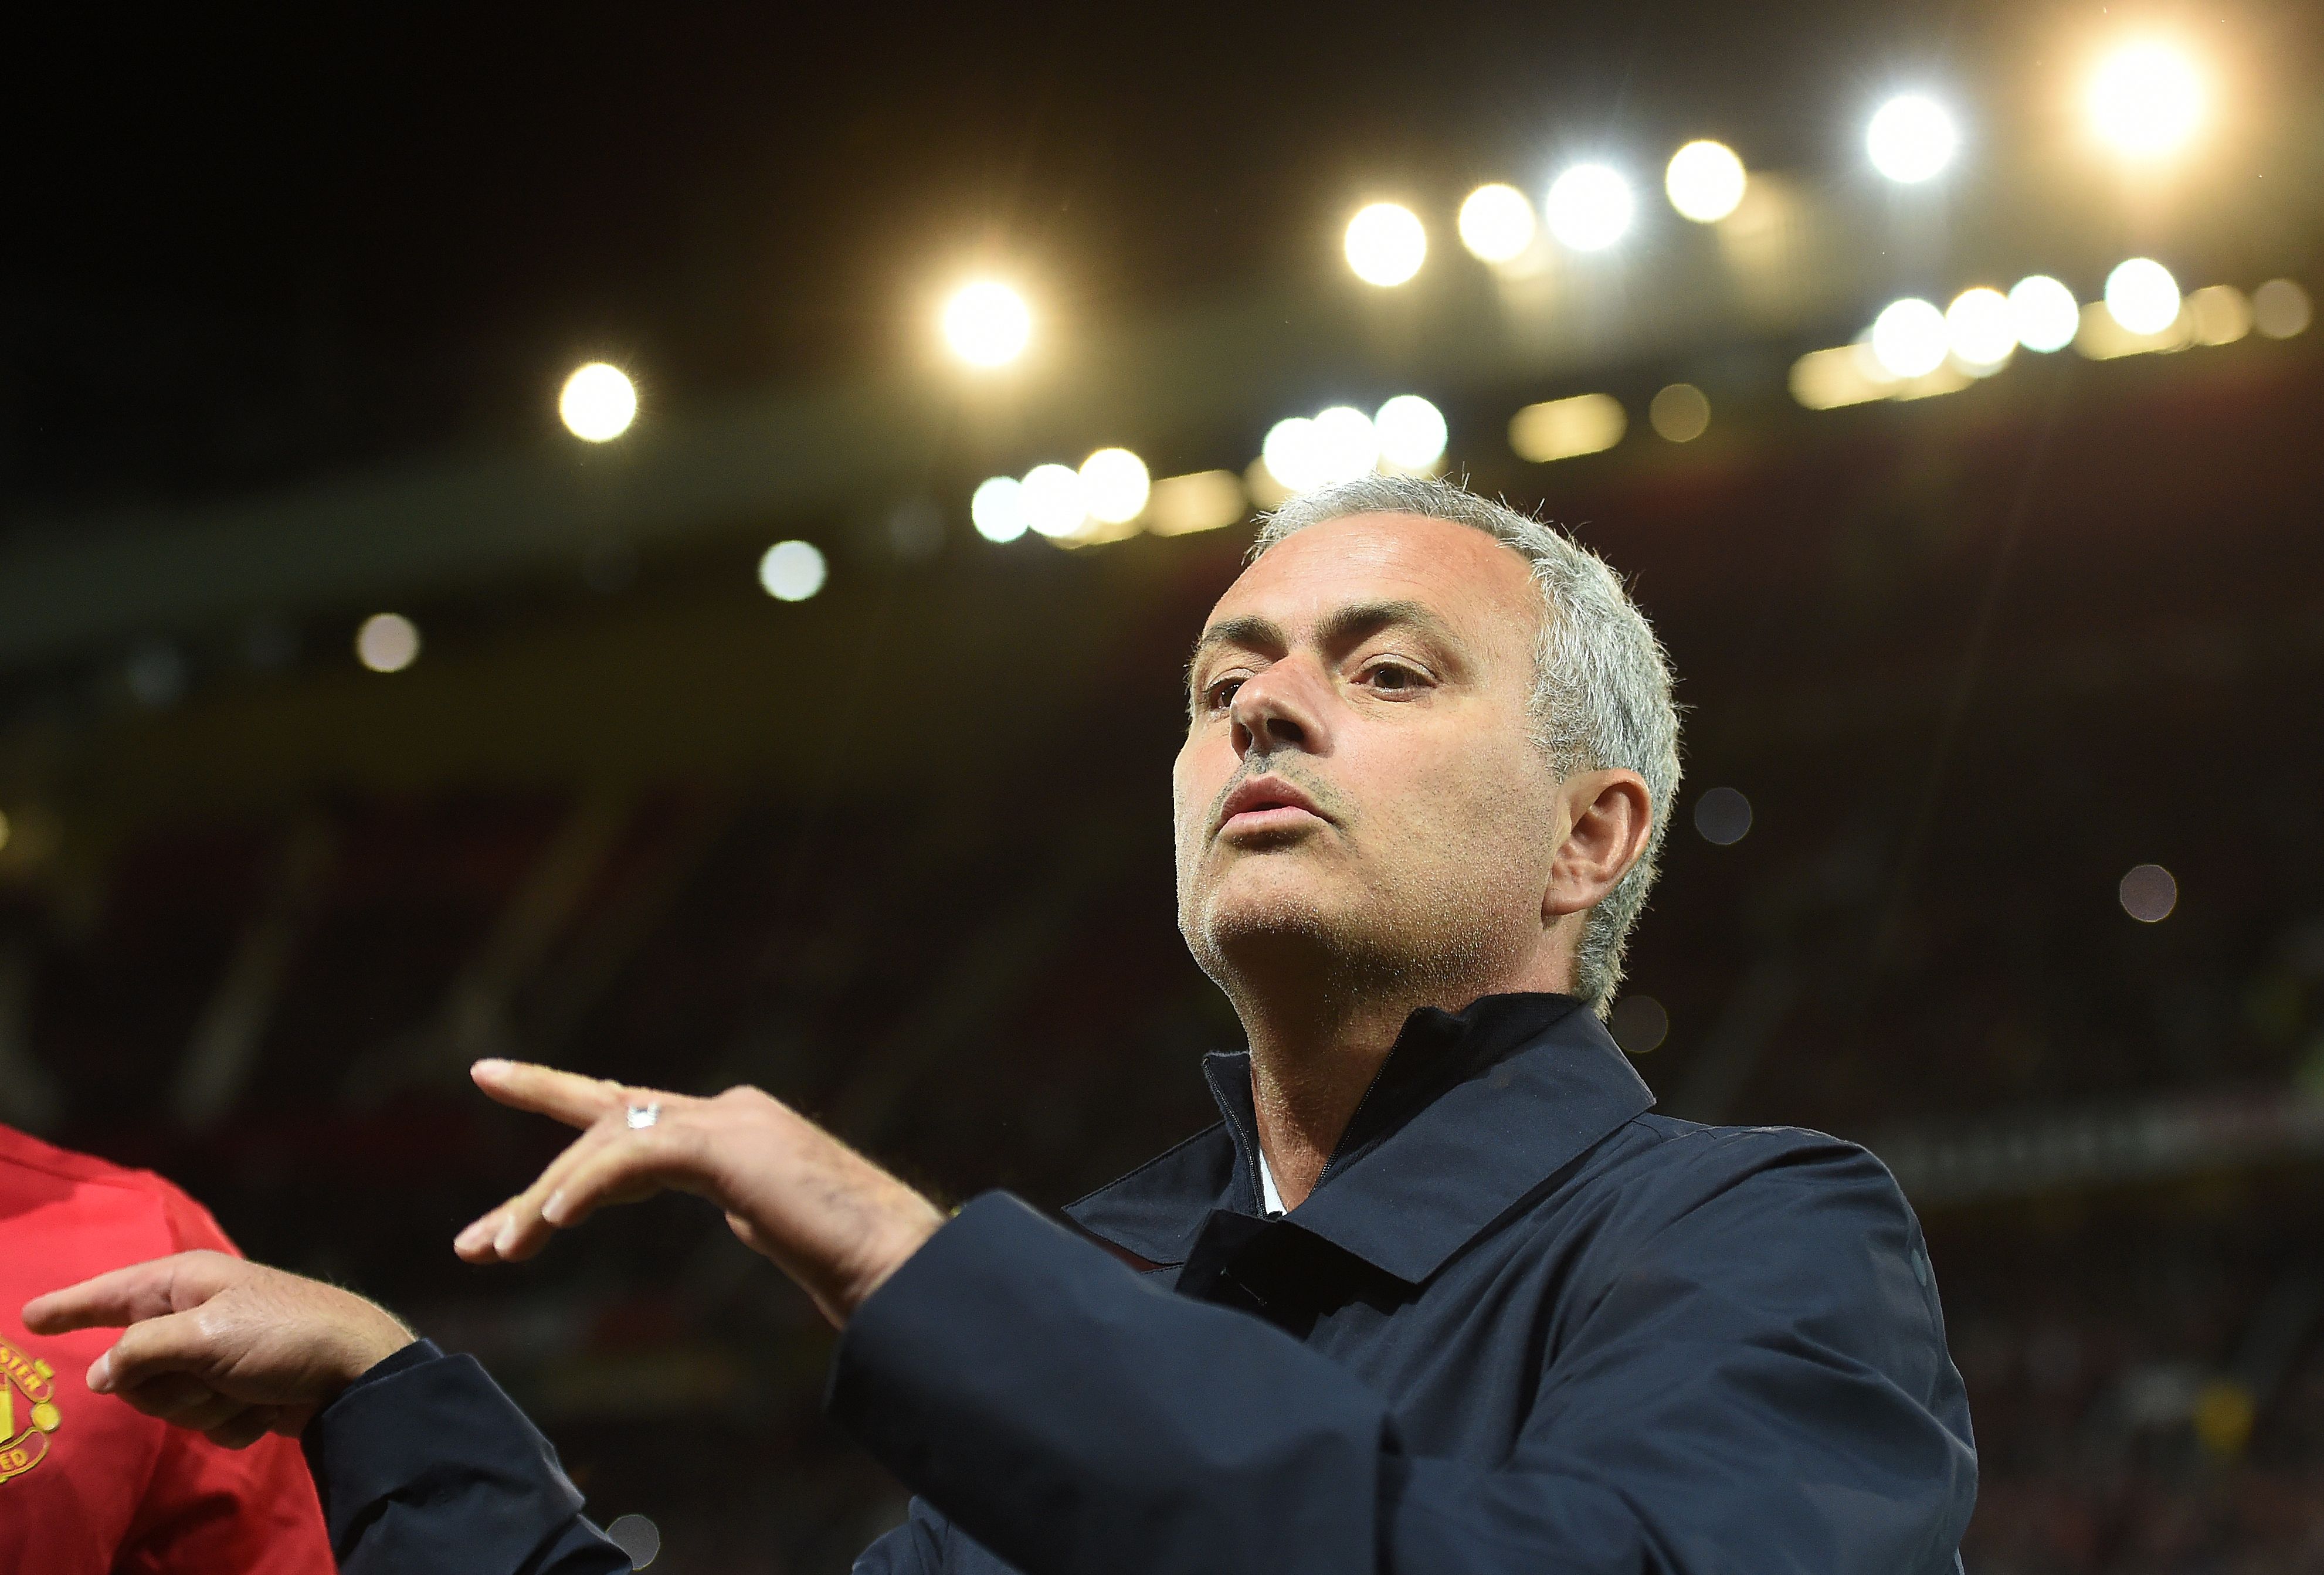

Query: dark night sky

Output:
[12, 2, 2318, 510]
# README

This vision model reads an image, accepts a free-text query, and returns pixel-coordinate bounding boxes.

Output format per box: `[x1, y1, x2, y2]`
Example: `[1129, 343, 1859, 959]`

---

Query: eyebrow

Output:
[1185, 598, 1469, 698]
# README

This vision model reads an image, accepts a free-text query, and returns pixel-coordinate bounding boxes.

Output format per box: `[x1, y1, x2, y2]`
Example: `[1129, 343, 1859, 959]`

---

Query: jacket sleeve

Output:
[302, 1340, 632, 1575]
[826, 1145, 1976, 1575]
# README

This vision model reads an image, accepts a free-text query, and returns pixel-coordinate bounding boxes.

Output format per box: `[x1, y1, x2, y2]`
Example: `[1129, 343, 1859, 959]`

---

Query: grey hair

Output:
[1251, 474, 1681, 1013]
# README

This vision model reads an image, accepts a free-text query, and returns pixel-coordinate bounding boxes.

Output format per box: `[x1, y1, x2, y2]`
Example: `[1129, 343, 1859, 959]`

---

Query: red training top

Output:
[1, 1123, 335, 1575]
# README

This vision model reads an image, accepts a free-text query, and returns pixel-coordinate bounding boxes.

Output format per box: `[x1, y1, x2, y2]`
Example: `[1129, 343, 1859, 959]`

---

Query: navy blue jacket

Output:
[306, 993, 1976, 1574]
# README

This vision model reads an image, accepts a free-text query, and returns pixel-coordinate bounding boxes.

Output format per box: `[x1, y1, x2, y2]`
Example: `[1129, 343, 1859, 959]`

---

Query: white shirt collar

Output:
[1257, 1147, 1286, 1216]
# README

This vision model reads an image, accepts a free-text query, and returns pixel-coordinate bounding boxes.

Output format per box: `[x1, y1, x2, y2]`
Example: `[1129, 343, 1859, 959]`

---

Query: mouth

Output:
[1214, 775, 1330, 839]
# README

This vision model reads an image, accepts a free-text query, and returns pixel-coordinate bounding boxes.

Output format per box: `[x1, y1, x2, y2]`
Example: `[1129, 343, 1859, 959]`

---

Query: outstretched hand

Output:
[456, 1060, 946, 1326]
[22, 1252, 415, 1448]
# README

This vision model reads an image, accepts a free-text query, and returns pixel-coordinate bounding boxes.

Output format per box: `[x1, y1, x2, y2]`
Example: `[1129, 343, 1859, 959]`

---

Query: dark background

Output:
[6, 4, 2324, 1571]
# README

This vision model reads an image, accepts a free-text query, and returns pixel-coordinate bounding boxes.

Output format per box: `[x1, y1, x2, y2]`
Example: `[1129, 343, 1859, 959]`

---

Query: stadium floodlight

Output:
[1664, 141, 1747, 223]
[1457, 185, 1536, 264]
[971, 476, 1030, 542]
[2104, 258, 2181, 335]
[1263, 417, 1321, 494]
[1310, 406, 1380, 487]
[1544, 165, 1634, 252]
[2008, 276, 2082, 352]
[559, 363, 637, 442]
[1375, 395, 1448, 470]
[1344, 203, 1427, 286]
[1866, 96, 1959, 184]
[1020, 463, 1087, 538]
[942, 281, 1032, 367]
[1869, 298, 1950, 379]
[1078, 448, 1151, 525]
[356, 613, 421, 673]
[758, 540, 827, 602]
[1945, 287, 2017, 369]
[2088, 42, 2203, 158]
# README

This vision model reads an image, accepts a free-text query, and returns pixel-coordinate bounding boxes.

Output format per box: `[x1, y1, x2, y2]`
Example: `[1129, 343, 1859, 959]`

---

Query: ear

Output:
[1542, 769, 1654, 922]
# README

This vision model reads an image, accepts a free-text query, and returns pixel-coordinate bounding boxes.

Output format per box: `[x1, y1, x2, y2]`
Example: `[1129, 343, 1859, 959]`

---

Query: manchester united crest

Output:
[0, 1336, 62, 1486]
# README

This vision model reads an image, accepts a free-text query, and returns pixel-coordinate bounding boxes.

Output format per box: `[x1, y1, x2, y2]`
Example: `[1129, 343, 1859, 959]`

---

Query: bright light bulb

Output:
[1544, 165, 1635, 252]
[1078, 448, 1151, 525]
[2089, 42, 2204, 158]
[1457, 184, 1536, 264]
[971, 476, 1029, 542]
[355, 613, 420, 673]
[1343, 203, 1427, 286]
[1867, 96, 1959, 184]
[559, 364, 637, 442]
[2009, 276, 2082, 352]
[1664, 141, 1746, 223]
[1870, 298, 1950, 379]
[942, 281, 1032, 367]
[2105, 257, 2181, 335]
[1263, 417, 1322, 494]
[758, 540, 827, 602]
[1374, 395, 1448, 470]
[1019, 463, 1087, 538]
[1310, 406, 1380, 486]
[1945, 287, 2017, 369]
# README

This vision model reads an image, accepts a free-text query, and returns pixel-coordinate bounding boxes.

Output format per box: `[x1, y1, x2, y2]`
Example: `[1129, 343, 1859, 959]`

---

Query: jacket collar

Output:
[1065, 992, 1655, 1287]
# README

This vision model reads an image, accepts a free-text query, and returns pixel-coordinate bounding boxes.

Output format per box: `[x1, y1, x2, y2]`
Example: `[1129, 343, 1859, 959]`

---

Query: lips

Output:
[1216, 775, 1328, 836]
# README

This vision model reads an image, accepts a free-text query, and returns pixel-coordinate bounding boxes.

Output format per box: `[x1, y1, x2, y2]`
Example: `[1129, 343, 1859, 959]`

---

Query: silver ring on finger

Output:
[625, 1101, 661, 1130]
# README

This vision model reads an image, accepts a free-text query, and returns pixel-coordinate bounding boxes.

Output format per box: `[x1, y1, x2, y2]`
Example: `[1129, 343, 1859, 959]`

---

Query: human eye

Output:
[1200, 673, 1248, 714]
[1357, 657, 1432, 695]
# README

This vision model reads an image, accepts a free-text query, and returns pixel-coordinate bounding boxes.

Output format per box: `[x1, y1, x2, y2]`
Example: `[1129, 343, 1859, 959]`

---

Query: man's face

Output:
[1173, 512, 1564, 995]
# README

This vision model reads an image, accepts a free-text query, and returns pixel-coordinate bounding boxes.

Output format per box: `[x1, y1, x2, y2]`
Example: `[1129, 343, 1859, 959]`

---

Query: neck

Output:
[1227, 941, 1569, 1210]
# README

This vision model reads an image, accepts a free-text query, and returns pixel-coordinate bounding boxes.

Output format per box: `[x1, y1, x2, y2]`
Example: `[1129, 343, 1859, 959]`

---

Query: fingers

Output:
[90, 1308, 225, 1397]
[469, 1060, 630, 1129]
[455, 1105, 708, 1264]
[24, 1252, 239, 1337]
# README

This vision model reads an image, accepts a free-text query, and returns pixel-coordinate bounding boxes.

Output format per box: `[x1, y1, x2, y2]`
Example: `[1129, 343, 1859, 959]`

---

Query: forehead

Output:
[1203, 511, 1542, 643]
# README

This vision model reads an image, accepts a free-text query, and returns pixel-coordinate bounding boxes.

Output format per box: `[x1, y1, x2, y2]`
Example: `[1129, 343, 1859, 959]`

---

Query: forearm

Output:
[304, 1341, 629, 1575]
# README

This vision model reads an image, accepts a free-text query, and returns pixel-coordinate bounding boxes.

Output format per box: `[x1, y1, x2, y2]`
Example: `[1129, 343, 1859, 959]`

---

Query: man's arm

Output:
[829, 1139, 1974, 1575]
[23, 1254, 629, 1575]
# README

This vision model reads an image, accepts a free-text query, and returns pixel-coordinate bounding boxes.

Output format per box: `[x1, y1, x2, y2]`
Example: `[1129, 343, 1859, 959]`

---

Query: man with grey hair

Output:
[31, 476, 1976, 1574]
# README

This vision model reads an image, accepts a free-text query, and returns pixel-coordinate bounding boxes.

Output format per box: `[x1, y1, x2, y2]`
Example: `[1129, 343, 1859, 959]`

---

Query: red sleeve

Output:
[110, 1179, 340, 1575]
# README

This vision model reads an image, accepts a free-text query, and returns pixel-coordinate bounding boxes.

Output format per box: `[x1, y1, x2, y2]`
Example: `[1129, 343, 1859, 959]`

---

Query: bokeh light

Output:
[2088, 41, 2204, 158]
[2187, 285, 2252, 347]
[1870, 298, 1950, 379]
[1457, 184, 1536, 264]
[1077, 449, 1151, 525]
[1019, 463, 1087, 538]
[1694, 786, 1752, 845]
[2252, 279, 2313, 340]
[1946, 287, 2017, 369]
[1344, 203, 1427, 286]
[355, 613, 420, 674]
[559, 363, 637, 442]
[1508, 394, 1627, 463]
[2119, 863, 2178, 922]
[941, 281, 1032, 367]
[1866, 95, 1959, 184]
[1609, 994, 1670, 1055]
[1262, 417, 1320, 494]
[1647, 383, 1710, 442]
[1544, 165, 1635, 252]
[758, 539, 827, 602]
[2105, 258, 2181, 335]
[1311, 406, 1380, 485]
[605, 1514, 661, 1569]
[970, 476, 1029, 543]
[1374, 395, 1448, 470]
[1664, 141, 1747, 223]
[2009, 276, 2082, 352]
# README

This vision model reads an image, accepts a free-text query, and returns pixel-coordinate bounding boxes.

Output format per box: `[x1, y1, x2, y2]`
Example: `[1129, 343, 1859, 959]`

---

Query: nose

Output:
[1228, 658, 1326, 759]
